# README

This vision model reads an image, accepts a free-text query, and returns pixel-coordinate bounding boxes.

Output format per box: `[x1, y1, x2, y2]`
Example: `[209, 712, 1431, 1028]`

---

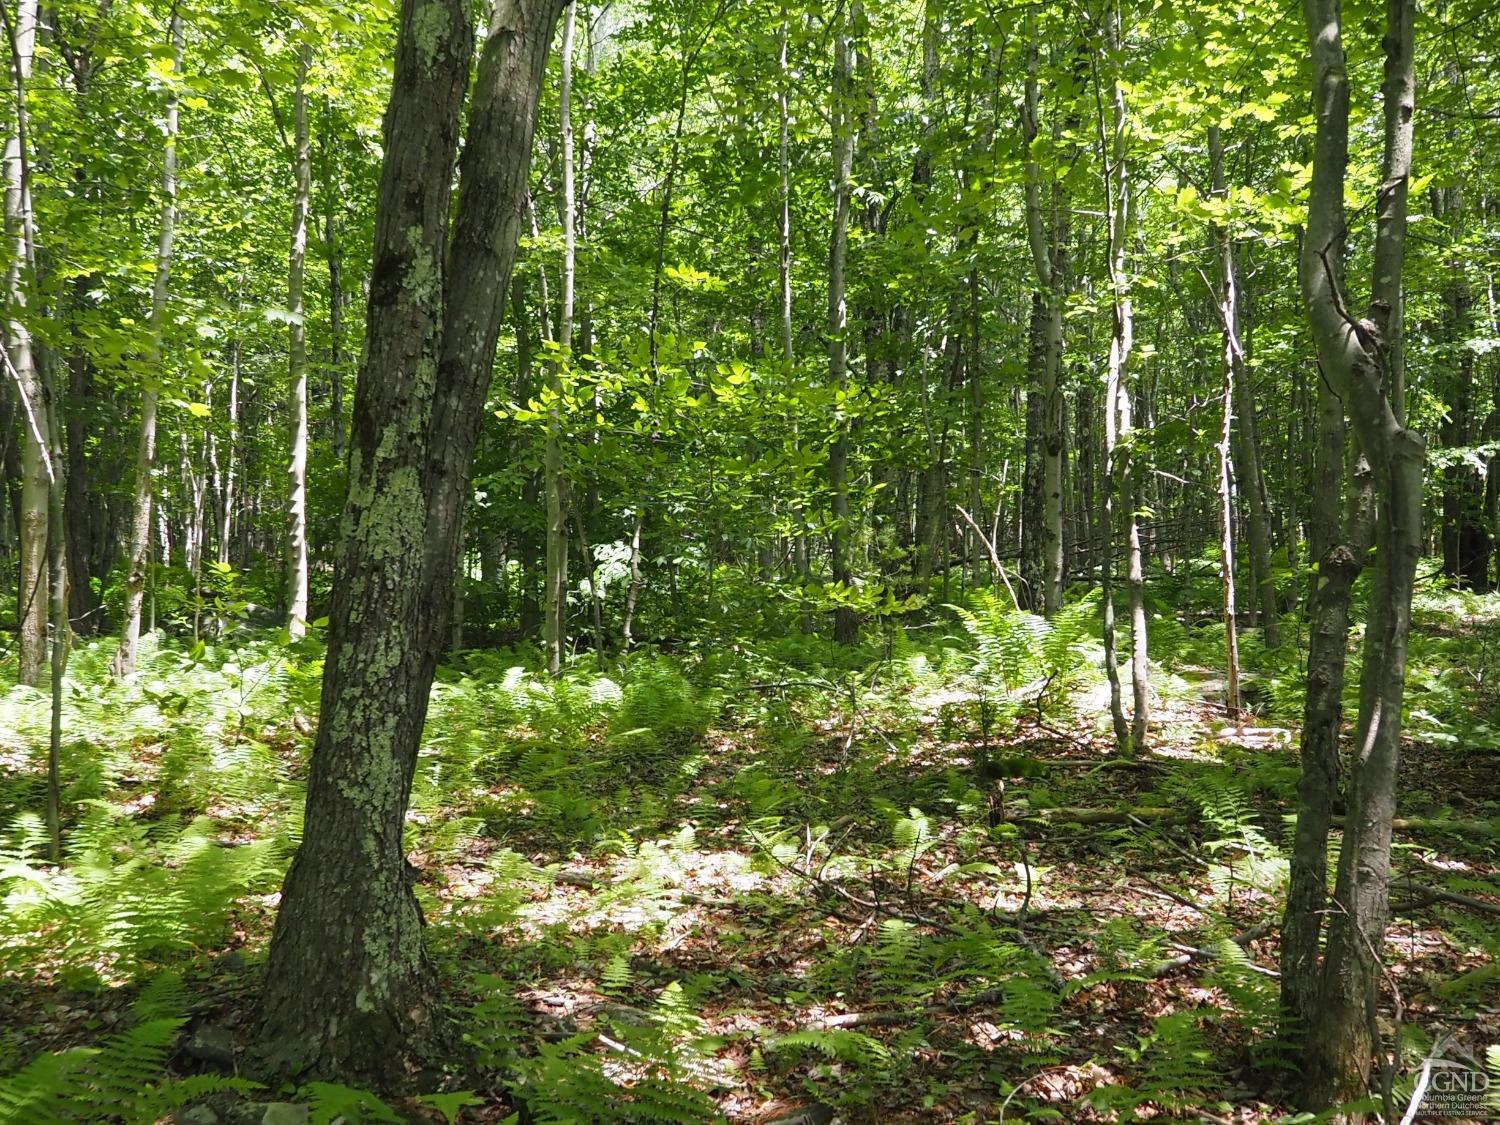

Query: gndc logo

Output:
[1427, 1060, 1489, 1094]
[1413, 1034, 1495, 1119]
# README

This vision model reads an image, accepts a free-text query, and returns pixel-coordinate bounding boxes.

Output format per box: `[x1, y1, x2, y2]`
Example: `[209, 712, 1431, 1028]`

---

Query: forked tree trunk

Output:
[285, 42, 311, 638]
[255, 0, 565, 1085]
[114, 5, 182, 677]
[1287, 0, 1424, 1113]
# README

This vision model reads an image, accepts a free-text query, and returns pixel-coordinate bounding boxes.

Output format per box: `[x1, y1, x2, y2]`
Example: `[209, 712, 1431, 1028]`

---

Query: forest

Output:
[0, 0, 1497, 1120]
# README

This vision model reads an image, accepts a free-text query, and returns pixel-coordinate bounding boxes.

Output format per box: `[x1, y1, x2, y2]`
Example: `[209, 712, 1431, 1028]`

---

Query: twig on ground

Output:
[1148, 921, 1272, 977]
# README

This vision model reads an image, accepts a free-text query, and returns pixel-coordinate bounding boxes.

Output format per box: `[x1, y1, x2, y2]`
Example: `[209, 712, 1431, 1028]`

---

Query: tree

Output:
[542, 0, 577, 678]
[1094, 0, 1147, 754]
[826, 0, 857, 646]
[285, 40, 311, 639]
[113, 4, 183, 678]
[255, 0, 566, 1084]
[1282, 0, 1424, 1112]
[2, 0, 43, 687]
[1020, 31, 1068, 618]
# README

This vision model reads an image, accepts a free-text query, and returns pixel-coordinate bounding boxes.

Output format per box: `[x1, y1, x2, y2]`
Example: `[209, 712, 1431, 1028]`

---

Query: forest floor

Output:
[1, 590, 1498, 1123]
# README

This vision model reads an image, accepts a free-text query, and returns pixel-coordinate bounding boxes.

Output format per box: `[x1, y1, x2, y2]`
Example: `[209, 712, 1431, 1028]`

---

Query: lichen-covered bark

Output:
[256, 0, 565, 1087]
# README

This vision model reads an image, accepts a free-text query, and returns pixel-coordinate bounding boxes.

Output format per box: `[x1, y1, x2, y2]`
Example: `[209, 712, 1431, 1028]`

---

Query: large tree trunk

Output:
[285, 42, 311, 638]
[114, 6, 182, 678]
[1289, 0, 1424, 1113]
[255, 0, 564, 1086]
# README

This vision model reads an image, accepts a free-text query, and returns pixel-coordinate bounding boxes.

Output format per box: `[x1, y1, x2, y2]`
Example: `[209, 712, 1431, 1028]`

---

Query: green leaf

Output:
[415, 1091, 484, 1124]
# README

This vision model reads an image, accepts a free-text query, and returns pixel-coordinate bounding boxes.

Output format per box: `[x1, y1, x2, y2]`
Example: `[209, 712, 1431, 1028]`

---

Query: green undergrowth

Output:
[0, 589, 1497, 1120]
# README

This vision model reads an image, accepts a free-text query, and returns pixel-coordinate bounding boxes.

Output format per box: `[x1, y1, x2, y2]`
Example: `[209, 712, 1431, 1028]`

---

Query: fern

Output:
[955, 596, 1049, 691]
[514, 1033, 721, 1123]
[769, 1029, 891, 1069]
[1488, 1045, 1500, 1111]
[301, 1081, 404, 1125]
[132, 971, 190, 1022]
[1001, 976, 1061, 1048]
[1203, 938, 1287, 1068]
[1137, 1011, 1221, 1109]
[0, 1017, 257, 1124]
[953, 591, 1101, 716]
[462, 974, 531, 1071]
[1161, 766, 1287, 901]
[0, 806, 287, 983]
[872, 917, 924, 1000]
[608, 660, 718, 752]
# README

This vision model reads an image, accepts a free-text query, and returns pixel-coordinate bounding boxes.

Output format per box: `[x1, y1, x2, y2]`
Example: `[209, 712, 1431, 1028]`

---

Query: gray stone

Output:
[259, 1105, 310, 1125]
[181, 1023, 236, 1070]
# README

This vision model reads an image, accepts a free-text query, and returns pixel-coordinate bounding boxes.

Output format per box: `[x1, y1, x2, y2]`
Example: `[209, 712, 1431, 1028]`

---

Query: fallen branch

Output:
[1391, 886, 1500, 917]
[811, 986, 1007, 1029]
[1377, 815, 1500, 837]
[1149, 921, 1272, 977]
[1020, 806, 1185, 826]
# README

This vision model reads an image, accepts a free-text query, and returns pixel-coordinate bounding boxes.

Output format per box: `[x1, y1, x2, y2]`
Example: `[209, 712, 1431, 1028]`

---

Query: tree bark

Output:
[113, 5, 182, 677]
[285, 42, 311, 638]
[1231, 274, 1281, 645]
[827, 0, 857, 645]
[1435, 187, 1488, 588]
[63, 310, 99, 633]
[321, 98, 348, 463]
[255, 0, 564, 1086]
[542, 1, 576, 677]
[1021, 35, 1066, 617]
[217, 325, 240, 566]
[1096, 4, 1142, 752]
[1209, 126, 1241, 714]
[3, 0, 44, 686]
[1290, 0, 1425, 1112]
